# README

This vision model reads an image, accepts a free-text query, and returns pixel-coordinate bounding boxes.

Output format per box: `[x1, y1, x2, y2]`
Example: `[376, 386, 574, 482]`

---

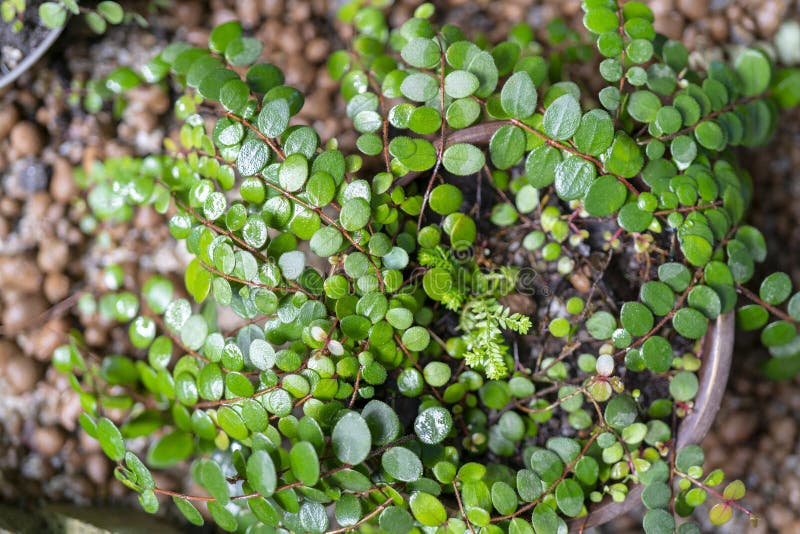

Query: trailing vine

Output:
[55, 1, 800, 533]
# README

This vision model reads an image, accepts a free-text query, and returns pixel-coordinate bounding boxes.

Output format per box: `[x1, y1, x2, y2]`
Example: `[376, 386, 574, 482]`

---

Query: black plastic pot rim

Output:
[0, 23, 64, 89]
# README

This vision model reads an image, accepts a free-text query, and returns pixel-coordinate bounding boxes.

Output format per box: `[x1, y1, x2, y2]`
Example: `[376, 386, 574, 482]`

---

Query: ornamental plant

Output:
[57, 1, 800, 533]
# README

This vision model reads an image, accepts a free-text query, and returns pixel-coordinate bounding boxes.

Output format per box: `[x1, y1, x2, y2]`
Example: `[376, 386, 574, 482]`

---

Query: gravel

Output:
[0, 0, 799, 530]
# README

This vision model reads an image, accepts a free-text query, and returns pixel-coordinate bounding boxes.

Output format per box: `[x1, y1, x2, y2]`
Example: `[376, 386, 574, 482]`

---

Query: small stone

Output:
[1, 293, 47, 335]
[755, 0, 786, 36]
[261, 0, 283, 17]
[29, 318, 69, 361]
[281, 31, 303, 55]
[654, 12, 686, 40]
[37, 241, 69, 273]
[84, 453, 110, 485]
[3, 354, 42, 394]
[0, 104, 20, 139]
[570, 272, 591, 293]
[9, 121, 45, 158]
[305, 37, 330, 63]
[769, 416, 797, 447]
[3, 158, 50, 198]
[677, 0, 709, 20]
[50, 158, 78, 204]
[30, 427, 65, 458]
[707, 16, 729, 42]
[767, 504, 795, 530]
[236, 0, 260, 28]
[0, 257, 42, 293]
[718, 411, 759, 444]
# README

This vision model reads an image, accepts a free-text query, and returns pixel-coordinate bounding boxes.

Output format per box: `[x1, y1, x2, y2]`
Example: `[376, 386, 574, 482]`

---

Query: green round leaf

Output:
[443, 143, 486, 176]
[382, 447, 423, 482]
[670, 371, 699, 402]
[401, 37, 441, 69]
[444, 70, 480, 99]
[672, 307, 708, 339]
[409, 492, 446, 527]
[735, 49, 772, 97]
[760, 272, 792, 305]
[430, 184, 463, 215]
[554, 156, 596, 201]
[290, 441, 320, 486]
[574, 109, 614, 156]
[620, 301, 654, 336]
[761, 320, 796, 347]
[501, 71, 538, 119]
[247, 450, 277, 497]
[628, 90, 661, 123]
[642, 335, 673, 373]
[332, 412, 372, 465]
[97, 417, 125, 461]
[543, 94, 581, 141]
[489, 125, 526, 170]
[402, 326, 430, 351]
[414, 406, 452, 444]
[555, 479, 584, 517]
[583, 175, 627, 216]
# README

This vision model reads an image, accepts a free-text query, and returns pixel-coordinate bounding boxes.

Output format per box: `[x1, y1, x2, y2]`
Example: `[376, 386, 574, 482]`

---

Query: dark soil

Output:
[0, 0, 53, 76]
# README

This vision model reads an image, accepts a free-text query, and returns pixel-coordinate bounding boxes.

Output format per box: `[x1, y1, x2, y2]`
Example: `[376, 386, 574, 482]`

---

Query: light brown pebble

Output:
[768, 504, 795, 530]
[769, 416, 797, 447]
[718, 411, 759, 444]
[0, 256, 41, 293]
[0, 197, 20, 218]
[648, 0, 673, 21]
[49, 158, 77, 204]
[133, 205, 161, 229]
[37, 241, 69, 273]
[288, 1, 310, 22]
[1, 293, 47, 335]
[84, 326, 108, 347]
[0, 339, 15, 366]
[236, 0, 260, 28]
[707, 16, 728, 42]
[173, 0, 204, 28]
[29, 318, 69, 361]
[9, 121, 45, 158]
[78, 428, 103, 453]
[305, 37, 330, 63]
[654, 12, 685, 40]
[676, 0, 708, 20]
[26, 191, 50, 218]
[0, 104, 20, 139]
[57, 392, 83, 432]
[132, 85, 170, 115]
[281, 31, 303, 55]
[3, 354, 42, 394]
[755, 0, 787, 36]
[298, 91, 331, 119]
[30, 426, 65, 457]
[123, 109, 159, 132]
[84, 453, 110, 485]
[261, 0, 283, 17]
[569, 273, 591, 293]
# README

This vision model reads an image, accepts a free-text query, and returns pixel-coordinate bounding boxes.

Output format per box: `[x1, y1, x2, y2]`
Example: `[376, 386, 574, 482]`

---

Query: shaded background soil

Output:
[1, 0, 800, 532]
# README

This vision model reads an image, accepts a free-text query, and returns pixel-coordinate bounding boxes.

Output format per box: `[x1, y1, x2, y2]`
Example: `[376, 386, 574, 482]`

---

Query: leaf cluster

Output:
[57, 1, 800, 532]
